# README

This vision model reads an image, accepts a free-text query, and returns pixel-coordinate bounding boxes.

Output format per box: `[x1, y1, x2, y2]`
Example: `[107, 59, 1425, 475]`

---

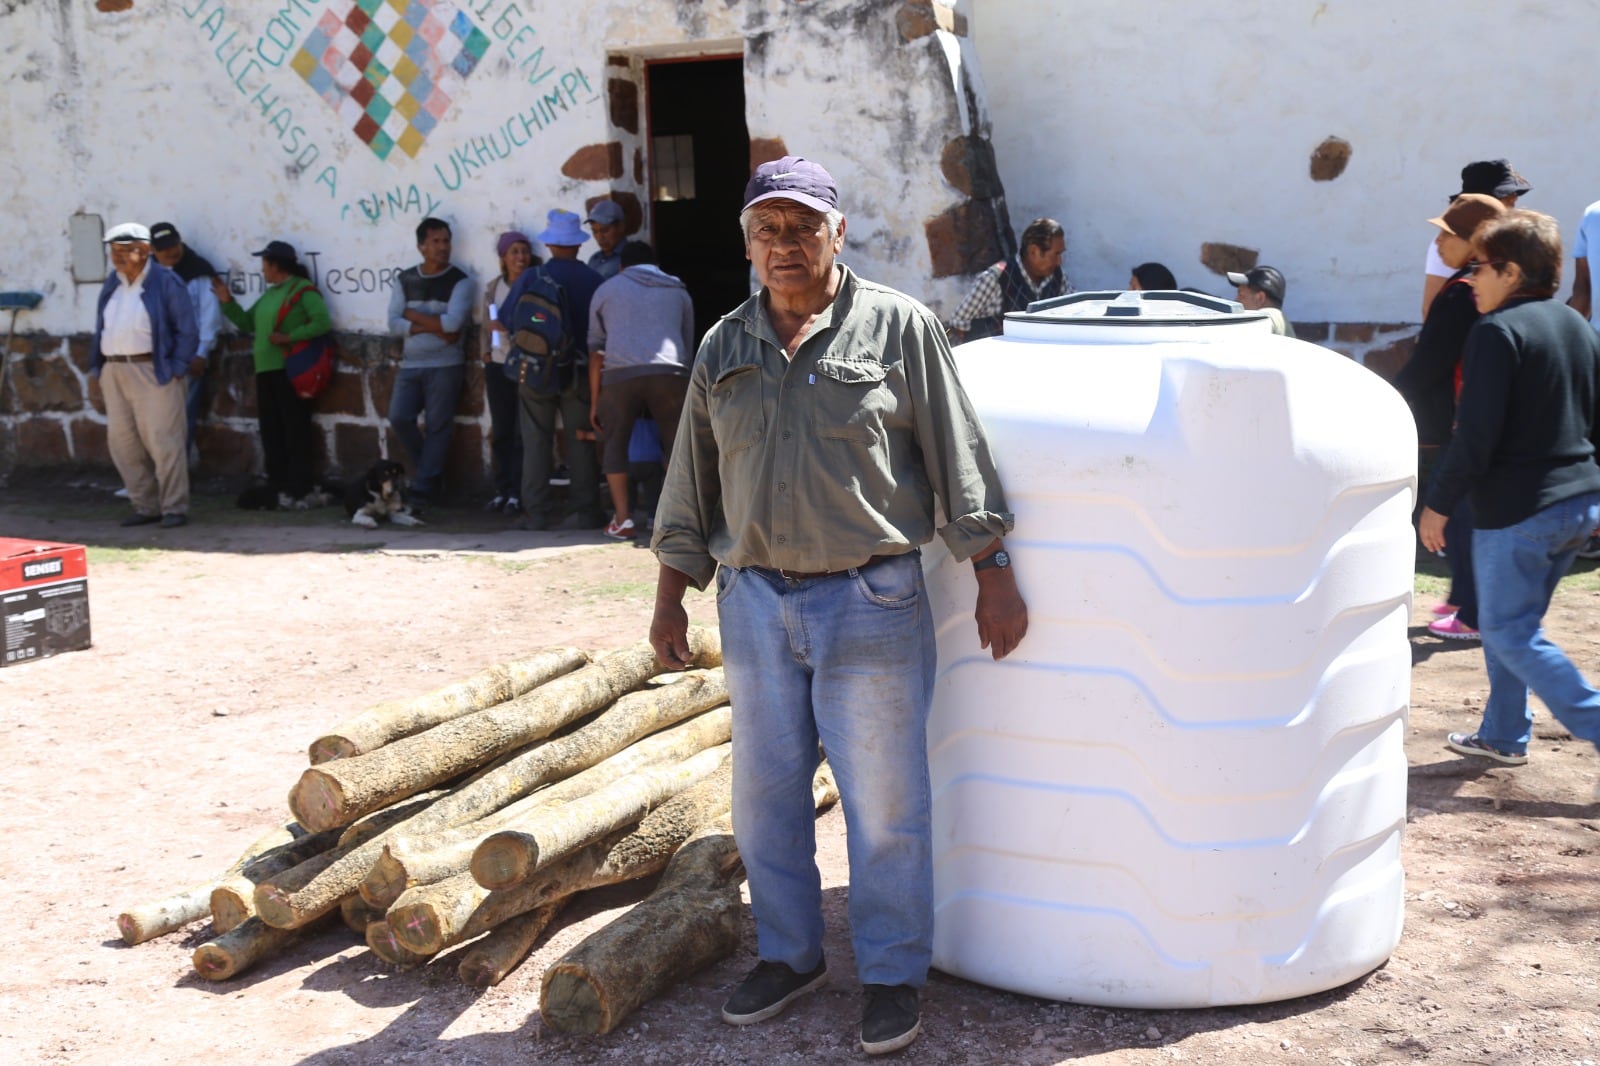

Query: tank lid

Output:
[1012, 289, 1270, 327]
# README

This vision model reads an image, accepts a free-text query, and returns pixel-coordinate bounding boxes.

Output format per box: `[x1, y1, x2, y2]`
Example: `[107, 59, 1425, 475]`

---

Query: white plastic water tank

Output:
[926, 291, 1416, 1008]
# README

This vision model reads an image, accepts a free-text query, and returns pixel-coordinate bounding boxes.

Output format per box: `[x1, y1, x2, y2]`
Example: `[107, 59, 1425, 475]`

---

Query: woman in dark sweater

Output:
[1395, 194, 1507, 640]
[1418, 211, 1600, 786]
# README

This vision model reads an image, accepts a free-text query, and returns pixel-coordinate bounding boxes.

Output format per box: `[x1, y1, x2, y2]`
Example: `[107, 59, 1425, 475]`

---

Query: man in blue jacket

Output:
[91, 222, 199, 528]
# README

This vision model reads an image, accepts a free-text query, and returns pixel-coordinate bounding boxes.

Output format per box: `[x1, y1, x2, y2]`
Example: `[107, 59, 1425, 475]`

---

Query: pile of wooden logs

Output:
[117, 628, 840, 1035]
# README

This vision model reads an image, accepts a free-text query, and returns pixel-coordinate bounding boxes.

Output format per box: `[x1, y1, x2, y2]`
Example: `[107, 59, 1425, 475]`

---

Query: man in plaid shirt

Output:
[946, 217, 1069, 343]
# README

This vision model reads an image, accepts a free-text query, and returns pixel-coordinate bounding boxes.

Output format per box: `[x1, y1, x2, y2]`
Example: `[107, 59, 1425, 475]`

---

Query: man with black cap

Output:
[1422, 159, 1531, 317]
[90, 222, 199, 528]
[1228, 265, 1295, 338]
[149, 222, 220, 465]
[649, 156, 1028, 1055]
[584, 199, 631, 279]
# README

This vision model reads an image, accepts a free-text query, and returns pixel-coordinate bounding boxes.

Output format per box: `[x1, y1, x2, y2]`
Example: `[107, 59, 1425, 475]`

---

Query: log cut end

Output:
[288, 769, 350, 835]
[340, 895, 386, 936]
[209, 883, 253, 935]
[252, 883, 300, 930]
[366, 920, 433, 967]
[358, 849, 410, 910]
[471, 832, 536, 891]
[192, 942, 238, 981]
[385, 900, 446, 957]
[540, 965, 611, 1034]
[308, 735, 360, 765]
[115, 912, 148, 947]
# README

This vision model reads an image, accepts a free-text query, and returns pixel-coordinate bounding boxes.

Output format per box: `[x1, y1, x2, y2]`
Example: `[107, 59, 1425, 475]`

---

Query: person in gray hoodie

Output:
[587, 242, 695, 539]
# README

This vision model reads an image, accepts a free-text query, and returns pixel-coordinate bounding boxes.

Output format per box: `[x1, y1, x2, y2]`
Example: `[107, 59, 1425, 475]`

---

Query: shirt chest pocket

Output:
[710, 364, 766, 456]
[812, 355, 891, 445]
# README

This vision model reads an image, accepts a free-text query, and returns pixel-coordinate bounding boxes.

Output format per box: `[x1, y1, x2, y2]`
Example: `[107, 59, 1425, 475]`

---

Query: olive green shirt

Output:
[651, 264, 1013, 590]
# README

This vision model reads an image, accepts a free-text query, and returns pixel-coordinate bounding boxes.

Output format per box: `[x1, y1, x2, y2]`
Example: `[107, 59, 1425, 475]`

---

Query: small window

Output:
[652, 134, 696, 202]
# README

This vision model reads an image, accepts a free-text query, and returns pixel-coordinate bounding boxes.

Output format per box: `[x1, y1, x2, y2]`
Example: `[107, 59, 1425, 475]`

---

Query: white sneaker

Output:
[113, 486, 130, 499]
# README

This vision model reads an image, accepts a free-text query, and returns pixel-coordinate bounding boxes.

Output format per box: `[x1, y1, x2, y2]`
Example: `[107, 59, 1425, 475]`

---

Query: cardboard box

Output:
[0, 538, 91, 667]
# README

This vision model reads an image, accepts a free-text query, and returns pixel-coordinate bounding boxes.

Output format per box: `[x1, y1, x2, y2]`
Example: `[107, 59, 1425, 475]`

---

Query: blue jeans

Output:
[1472, 491, 1600, 754]
[716, 551, 936, 987]
[388, 364, 464, 498]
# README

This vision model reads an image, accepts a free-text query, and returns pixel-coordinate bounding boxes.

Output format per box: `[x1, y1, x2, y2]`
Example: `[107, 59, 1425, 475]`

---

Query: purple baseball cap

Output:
[742, 156, 839, 213]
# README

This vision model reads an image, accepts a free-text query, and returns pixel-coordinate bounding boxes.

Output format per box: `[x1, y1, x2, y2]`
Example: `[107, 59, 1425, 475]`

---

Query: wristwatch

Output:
[973, 549, 1011, 573]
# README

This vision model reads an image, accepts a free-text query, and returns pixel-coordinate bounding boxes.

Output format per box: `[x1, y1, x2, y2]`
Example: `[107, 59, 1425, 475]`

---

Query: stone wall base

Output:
[0, 331, 498, 497]
[0, 322, 1418, 492]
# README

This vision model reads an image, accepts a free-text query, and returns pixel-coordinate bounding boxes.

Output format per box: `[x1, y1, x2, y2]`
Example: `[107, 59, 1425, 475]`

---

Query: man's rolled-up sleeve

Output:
[902, 310, 1013, 560]
[650, 355, 722, 589]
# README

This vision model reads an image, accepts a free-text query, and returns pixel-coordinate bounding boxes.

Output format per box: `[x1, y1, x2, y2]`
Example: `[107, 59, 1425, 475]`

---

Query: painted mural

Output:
[178, 0, 595, 229]
[292, 0, 492, 163]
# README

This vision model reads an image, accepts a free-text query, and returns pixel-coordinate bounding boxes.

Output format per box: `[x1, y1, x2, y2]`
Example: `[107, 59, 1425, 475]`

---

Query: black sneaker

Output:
[548, 464, 572, 487]
[720, 958, 827, 1026]
[860, 984, 920, 1055]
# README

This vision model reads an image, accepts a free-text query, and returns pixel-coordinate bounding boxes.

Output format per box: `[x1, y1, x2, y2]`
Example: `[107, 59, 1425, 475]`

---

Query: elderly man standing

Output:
[91, 222, 198, 528]
[650, 157, 1029, 1055]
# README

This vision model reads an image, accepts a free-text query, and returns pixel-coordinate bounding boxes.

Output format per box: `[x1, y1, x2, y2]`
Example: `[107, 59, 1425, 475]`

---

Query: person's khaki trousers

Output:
[102, 361, 189, 517]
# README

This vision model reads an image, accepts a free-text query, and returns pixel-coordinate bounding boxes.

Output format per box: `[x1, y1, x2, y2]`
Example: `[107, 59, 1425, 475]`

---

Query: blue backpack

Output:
[505, 267, 574, 395]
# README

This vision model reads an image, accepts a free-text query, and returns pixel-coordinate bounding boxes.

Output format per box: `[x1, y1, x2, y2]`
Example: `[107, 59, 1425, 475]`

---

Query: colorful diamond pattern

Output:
[293, 0, 489, 161]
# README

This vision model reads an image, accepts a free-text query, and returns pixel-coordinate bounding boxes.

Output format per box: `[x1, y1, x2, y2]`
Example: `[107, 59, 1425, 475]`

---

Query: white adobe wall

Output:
[969, 0, 1599, 324]
[0, 0, 980, 336]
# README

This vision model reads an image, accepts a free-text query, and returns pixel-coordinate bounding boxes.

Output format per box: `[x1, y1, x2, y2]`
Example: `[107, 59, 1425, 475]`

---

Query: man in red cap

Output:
[649, 156, 1028, 1055]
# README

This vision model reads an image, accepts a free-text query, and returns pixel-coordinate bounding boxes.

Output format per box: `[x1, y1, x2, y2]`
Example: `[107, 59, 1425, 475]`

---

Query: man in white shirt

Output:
[90, 222, 199, 528]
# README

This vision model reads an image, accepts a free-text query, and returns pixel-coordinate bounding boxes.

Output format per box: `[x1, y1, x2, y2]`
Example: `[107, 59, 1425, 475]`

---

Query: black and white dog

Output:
[345, 460, 424, 528]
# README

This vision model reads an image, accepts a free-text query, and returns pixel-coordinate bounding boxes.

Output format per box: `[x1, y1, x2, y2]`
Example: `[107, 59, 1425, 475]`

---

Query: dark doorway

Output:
[646, 57, 750, 345]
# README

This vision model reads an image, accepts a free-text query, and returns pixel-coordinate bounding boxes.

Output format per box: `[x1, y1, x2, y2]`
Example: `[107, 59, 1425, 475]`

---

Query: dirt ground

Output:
[1, 482, 1597, 1066]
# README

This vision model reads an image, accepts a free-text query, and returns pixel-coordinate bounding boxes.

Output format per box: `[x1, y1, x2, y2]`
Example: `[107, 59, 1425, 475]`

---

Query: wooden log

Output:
[388, 759, 730, 958]
[538, 766, 840, 1032]
[456, 899, 568, 987]
[340, 895, 387, 936]
[207, 825, 349, 933]
[289, 630, 722, 833]
[265, 670, 729, 934]
[308, 646, 590, 763]
[191, 914, 333, 981]
[366, 919, 433, 967]
[472, 743, 731, 890]
[359, 691, 731, 910]
[252, 791, 444, 930]
[398, 760, 835, 958]
[539, 815, 743, 1035]
[117, 822, 300, 946]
